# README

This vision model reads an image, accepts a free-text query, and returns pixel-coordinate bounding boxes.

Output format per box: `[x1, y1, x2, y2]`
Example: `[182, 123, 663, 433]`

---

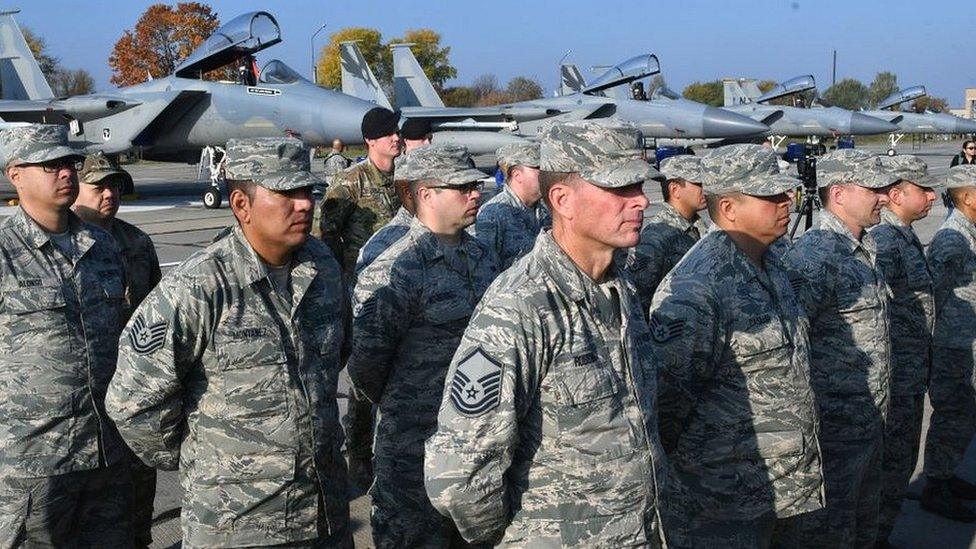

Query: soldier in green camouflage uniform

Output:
[0, 125, 133, 547]
[474, 143, 550, 269]
[870, 155, 939, 538]
[347, 144, 498, 548]
[920, 164, 976, 523]
[425, 120, 668, 547]
[649, 144, 822, 547]
[72, 152, 163, 548]
[784, 149, 898, 548]
[107, 137, 351, 548]
[353, 152, 420, 281]
[625, 154, 708, 313]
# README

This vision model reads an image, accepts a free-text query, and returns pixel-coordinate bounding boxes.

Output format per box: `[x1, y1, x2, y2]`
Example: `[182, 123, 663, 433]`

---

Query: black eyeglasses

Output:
[426, 182, 481, 194]
[22, 159, 83, 173]
[966, 146, 976, 151]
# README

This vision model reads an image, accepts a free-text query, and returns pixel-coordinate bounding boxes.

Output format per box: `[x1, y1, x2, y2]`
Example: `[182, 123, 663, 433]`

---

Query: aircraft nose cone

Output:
[849, 112, 898, 135]
[702, 107, 769, 137]
[954, 117, 976, 134]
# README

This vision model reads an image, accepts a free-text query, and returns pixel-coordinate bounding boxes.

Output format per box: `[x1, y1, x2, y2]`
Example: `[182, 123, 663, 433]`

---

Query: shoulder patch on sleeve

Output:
[450, 348, 503, 417]
[129, 314, 168, 354]
[352, 297, 376, 319]
[650, 312, 684, 344]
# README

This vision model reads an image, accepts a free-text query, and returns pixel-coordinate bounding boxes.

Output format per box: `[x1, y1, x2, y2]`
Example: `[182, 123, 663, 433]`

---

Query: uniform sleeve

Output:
[871, 231, 902, 286]
[647, 274, 721, 451]
[783, 239, 834, 322]
[927, 230, 965, 313]
[474, 205, 503, 260]
[627, 228, 667, 317]
[318, 184, 355, 268]
[345, 252, 413, 403]
[105, 274, 208, 470]
[425, 290, 541, 544]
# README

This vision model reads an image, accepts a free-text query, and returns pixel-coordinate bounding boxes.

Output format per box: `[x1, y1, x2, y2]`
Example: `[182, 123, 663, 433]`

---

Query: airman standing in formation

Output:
[649, 144, 823, 547]
[785, 149, 897, 547]
[921, 164, 976, 523]
[425, 120, 667, 547]
[626, 154, 708, 313]
[474, 142, 549, 269]
[106, 137, 352, 548]
[0, 125, 133, 547]
[73, 152, 162, 548]
[348, 144, 498, 547]
[870, 155, 939, 539]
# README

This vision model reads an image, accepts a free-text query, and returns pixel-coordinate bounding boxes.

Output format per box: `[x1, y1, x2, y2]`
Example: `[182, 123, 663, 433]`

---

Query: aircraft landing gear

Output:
[887, 133, 904, 156]
[199, 145, 226, 209]
[203, 188, 221, 209]
[770, 135, 788, 151]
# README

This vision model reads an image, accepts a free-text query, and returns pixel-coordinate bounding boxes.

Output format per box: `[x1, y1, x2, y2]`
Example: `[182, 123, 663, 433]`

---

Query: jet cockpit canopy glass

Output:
[651, 86, 681, 100]
[259, 60, 305, 84]
[755, 75, 816, 104]
[878, 86, 927, 110]
[582, 54, 660, 95]
[175, 11, 282, 78]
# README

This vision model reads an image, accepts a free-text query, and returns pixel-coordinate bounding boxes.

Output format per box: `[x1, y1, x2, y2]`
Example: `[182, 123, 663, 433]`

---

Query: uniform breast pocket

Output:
[730, 330, 791, 374]
[423, 294, 473, 329]
[214, 330, 289, 420]
[2, 285, 70, 345]
[836, 283, 881, 315]
[550, 355, 630, 460]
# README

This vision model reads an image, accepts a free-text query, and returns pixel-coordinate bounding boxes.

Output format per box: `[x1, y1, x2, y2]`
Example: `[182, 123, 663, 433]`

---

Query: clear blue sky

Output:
[18, 0, 976, 106]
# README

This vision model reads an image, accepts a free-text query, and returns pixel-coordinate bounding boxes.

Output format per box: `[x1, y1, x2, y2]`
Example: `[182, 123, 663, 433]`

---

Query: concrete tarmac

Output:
[1, 139, 974, 548]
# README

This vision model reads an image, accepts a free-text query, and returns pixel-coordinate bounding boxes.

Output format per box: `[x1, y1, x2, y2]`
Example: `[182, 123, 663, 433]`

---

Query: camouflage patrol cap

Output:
[395, 144, 485, 185]
[700, 144, 799, 196]
[817, 149, 898, 189]
[495, 142, 540, 169]
[223, 137, 322, 191]
[78, 152, 133, 188]
[540, 119, 662, 188]
[659, 154, 704, 183]
[879, 154, 938, 188]
[0, 124, 83, 169]
[945, 165, 976, 189]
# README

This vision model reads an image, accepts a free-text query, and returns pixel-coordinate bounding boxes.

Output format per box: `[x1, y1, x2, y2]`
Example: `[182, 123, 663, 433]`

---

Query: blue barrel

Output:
[837, 137, 855, 149]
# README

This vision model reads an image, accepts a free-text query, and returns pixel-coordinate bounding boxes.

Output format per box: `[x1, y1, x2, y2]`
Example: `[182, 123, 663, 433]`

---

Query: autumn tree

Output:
[441, 86, 477, 107]
[912, 96, 949, 113]
[50, 69, 95, 97]
[868, 71, 898, 108]
[682, 80, 723, 107]
[108, 2, 222, 86]
[385, 29, 457, 90]
[506, 77, 542, 102]
[471, 74, 500, 99]
[315, 27, 385, 89]
[822, 78, 870, 110]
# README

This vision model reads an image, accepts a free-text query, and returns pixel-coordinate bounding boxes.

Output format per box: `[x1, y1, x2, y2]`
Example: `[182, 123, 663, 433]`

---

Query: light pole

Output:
[311, 23, 328, 85]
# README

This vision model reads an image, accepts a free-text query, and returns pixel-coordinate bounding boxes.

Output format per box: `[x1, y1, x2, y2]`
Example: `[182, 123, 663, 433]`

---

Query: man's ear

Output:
[229, 189, 251, 224]
[548, 180, 575, 220]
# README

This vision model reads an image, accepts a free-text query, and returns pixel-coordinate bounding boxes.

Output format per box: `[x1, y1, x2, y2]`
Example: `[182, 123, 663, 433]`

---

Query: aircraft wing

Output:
[0, 95, 143, 124]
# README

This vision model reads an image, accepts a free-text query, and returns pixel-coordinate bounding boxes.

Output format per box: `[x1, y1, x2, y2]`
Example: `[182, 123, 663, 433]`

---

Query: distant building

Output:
[953, 88, 976, 119]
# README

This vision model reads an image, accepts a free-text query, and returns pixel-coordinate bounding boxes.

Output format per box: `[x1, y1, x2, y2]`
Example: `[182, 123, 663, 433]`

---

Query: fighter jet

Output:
[721, 76, 898, 149]
[860, 86, 976, 155]
[340, 42, 768, 149]
[0, 11, 378, 208]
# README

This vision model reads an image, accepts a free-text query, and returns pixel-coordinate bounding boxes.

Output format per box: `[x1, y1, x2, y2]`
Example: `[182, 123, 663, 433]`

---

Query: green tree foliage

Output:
[868, 71, 898, 108]
[386, 29, 457, 89]
[682, 80, 723, 107]
[22, 27, 59, 80]
[821, 78, 870, 110]
[505, 77, 543, 102]
[441, 86, 478, 107]
[50, 68, 95, 97]
[912, 96, 949, 113]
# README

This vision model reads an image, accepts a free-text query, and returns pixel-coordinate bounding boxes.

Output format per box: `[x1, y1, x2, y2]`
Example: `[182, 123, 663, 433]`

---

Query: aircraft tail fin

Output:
[0, 10, 54, 100]
[339, 41, 393, 110]
[723, 79, 754, 107]
[560, 64, 586, 95]
[391, 44, 444, 108]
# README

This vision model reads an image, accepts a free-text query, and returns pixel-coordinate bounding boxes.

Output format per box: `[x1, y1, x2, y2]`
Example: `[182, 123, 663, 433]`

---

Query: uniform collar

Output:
[947, 208, 976, 242]
[880, 208, 921, 245]
[532, 230, 622, 304]
[230, 225, 319, 288]
[407, 215, 484, 264]
[658, 202, 700, 233]
[13, 207, 96, 258]
[365, 157, 394, 187]
[818, 209, 874, 255]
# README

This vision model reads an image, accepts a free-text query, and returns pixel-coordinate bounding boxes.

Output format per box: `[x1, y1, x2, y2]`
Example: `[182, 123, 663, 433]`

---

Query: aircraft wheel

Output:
[203, 188, 222, 209]
[887, 148, 896, 157]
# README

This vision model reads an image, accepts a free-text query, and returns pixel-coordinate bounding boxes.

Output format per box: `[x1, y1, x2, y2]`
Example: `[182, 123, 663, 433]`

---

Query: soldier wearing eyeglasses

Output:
[0, 125, 133, 547]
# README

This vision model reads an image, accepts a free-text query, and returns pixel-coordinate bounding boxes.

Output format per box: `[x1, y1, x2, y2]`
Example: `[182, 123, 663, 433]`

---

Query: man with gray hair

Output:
[107, 137, 352, 547]
[920, 164, 976, 523]
[784, 149, 898, 547]
[474, 142, 548, 269]
[870, 155, 941, 537]
[625, 154, 707, 313]
[348, 144, 498, 547]
[649, 144, 822, 547]
[425, 120, 667, 546]
[0, 125, 132, 547]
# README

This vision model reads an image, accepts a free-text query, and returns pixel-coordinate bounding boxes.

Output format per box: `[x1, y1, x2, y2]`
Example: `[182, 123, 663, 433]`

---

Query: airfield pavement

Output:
[1, 137, 974, 548]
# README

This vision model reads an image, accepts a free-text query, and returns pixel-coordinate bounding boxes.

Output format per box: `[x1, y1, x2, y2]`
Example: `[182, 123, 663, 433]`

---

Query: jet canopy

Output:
[258, 60, 305, 84]
[175, 11, 282, 78]
[878, 86, 927, 110]
[755, 75, 816, 104]
[583, 54, 660, 95]
[651, 86, 681, 100]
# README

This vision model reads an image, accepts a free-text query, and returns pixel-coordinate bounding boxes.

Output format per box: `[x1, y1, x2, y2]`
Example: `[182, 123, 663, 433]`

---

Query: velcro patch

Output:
[450, 348, 503, 417]
[650, 313, 684, 344]
[129, 314, 168, 354]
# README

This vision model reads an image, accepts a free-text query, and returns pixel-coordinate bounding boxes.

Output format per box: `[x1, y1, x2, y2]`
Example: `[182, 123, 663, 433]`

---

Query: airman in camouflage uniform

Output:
[322, 138, 352, 179]
[870, 155, 939, 538]
[474, 143, 550, 269]
[649, 144, 822, 547]
[73, 152, 163, 548]
[784, 149, 898, 548]
[347, 144, 498, 548]
[106, 137, 352, 548]
[625, 154, 708, 313]
[920, 165, 976, 523]
[0, 125, 133, 547]
[425, 120, 667, 547]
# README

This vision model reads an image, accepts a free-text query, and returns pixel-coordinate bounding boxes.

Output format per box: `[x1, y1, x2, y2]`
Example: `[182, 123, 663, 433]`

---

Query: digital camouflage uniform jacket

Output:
[0, 209, 128, 477]
[928, 208, 976, 352]
[474, 185, 551, 270]
[110, 217, 162, 320]
[870, 209, 934, 395]
[425, 231, 666, 547]
[786, 210, 891, 441]
[649, 229, 824, 521]
[353, 206, 412, 280]
[625, 203, 708, 314]
[106, 227, 349, 548]
[318, 158, 399, 275]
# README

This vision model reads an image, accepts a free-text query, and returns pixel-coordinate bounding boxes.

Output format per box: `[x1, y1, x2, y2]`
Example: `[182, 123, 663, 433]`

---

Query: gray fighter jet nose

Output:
[849, 112, 898, 135]
[954, 117, 976, 134]
[702, 106, 769, 137]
